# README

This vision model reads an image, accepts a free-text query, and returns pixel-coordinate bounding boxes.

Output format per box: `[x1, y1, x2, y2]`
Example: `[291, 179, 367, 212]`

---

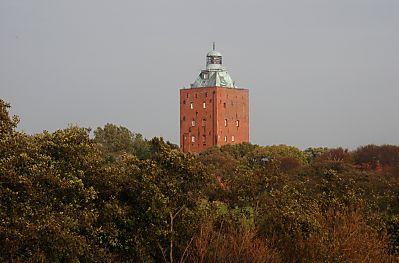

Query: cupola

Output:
[191, 43, 235, 88]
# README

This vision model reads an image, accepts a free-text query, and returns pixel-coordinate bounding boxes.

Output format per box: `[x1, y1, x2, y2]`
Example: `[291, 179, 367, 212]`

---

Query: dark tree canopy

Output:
[1, 99, 398, 262]
[93, 123, 151, 160]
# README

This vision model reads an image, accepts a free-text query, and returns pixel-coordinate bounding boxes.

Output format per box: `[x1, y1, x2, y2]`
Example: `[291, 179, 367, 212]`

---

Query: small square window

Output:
[190, 102, 194, 109]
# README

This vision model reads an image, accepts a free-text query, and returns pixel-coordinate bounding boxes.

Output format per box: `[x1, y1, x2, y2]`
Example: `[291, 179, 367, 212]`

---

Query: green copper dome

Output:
[191, 47, 236, 88]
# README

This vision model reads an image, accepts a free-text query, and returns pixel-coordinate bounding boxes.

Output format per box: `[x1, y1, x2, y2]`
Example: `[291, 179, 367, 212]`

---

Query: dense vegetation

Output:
[1, 99, 399, 262]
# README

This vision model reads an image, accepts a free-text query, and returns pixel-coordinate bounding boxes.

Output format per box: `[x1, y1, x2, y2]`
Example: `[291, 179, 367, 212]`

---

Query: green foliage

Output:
[1, 100, 398, 262]
[0, 124, 104, 261]
[387, 215, 399, 255]
[0, 99, 19, 135]
[250, 144, 308, 165]
[303, 147, 329, 163]
[94, 123, 151, 160]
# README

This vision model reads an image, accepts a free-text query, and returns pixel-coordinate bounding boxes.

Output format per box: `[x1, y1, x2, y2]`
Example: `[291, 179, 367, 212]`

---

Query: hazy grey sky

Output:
[1, 0, 398, 149]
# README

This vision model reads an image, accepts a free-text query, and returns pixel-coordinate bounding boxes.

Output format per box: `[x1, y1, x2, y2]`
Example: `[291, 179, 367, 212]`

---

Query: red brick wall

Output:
[180, 87, 249, 153]
[215, 88, 249, 147]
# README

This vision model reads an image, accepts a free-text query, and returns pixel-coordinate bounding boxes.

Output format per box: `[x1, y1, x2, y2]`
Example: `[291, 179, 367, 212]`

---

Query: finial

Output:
[213, 42, 215, 51]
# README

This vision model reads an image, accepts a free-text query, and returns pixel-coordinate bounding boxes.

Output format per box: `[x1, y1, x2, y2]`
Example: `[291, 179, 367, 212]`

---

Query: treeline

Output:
[1, 99, 399, 262]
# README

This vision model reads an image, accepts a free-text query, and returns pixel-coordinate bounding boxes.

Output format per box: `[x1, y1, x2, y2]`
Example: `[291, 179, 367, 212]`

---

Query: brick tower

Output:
[180, 45, 249, 153]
